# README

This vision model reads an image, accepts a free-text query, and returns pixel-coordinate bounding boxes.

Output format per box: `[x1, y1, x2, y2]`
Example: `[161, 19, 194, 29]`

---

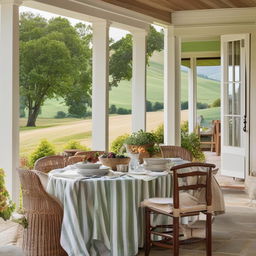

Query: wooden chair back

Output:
[34, 155, 66, 173]
[171, 162, 215, 210]
[160, 145, 192, 161]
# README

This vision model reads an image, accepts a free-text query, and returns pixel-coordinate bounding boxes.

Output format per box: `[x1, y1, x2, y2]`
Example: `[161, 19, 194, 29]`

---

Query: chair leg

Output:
[173, 217, 179, 256]
[145, 208, 151, 256]
[206, 213, 212, 256]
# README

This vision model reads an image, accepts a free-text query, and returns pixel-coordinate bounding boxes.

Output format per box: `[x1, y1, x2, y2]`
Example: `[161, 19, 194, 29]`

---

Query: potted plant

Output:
[99, 152, 130, 171]
[124, 130, 157, 162]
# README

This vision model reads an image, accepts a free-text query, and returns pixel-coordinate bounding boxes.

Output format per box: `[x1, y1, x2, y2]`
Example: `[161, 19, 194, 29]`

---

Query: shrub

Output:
[181, 131, 205, 162]
[0, 168, 15, 220]
[153, 102, 163, 111]
[63, 140, 90, 151]
[29, 139, 56, 167]
[110, 134, 129, 153]
[124, 130, 157, 146]
[55, 111, 66, 118]
[181, 101, 188, 110]
[212, 98, 221, 107]
[146, 100, 153, 112]
[117, 108, 131, 115]
[109, 105, 117, 114]
[153, 124, 164, 144]
[150, 122, 205, 162]
[197, 102, 209, 109]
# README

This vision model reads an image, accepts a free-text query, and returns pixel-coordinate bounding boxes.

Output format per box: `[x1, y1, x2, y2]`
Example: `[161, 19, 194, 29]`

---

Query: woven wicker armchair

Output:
[66, 155, 85, 165]
[34, 155, 66, 173]
[160, 145, 192, 161]
[18, 169, 67, 256]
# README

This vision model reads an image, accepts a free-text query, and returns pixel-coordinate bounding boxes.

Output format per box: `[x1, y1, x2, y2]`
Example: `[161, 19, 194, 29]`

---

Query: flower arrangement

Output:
[0, 169, 15, 221]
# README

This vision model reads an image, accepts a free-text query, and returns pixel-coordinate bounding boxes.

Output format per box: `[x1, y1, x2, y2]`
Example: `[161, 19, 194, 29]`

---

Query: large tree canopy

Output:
[20, 13, 164, 126]
[109, 26, 164, 87]
[20, 13, 92, 126]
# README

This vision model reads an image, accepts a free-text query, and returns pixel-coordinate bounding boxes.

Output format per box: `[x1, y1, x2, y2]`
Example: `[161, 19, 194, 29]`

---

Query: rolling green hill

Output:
[37, 51, 220, 117]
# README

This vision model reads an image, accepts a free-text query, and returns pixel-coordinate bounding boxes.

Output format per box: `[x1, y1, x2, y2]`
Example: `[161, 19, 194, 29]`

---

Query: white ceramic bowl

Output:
[75, 162, 102, 169]
[143, 164, 167, 172]
[77, 167, 110, 176]
[143, 158, 170, 165]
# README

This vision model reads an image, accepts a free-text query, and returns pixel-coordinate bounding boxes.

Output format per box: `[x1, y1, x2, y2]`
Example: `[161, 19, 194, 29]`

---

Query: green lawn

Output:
[198, 107, 220, 127]
[33, 51, 220, 118]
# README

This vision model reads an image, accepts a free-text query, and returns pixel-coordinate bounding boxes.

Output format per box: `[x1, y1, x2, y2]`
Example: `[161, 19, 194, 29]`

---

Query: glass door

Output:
[221, 34, 250, 179]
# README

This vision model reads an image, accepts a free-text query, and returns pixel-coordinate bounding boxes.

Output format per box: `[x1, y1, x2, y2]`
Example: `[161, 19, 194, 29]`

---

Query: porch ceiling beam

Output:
[23, 0, 152, 31]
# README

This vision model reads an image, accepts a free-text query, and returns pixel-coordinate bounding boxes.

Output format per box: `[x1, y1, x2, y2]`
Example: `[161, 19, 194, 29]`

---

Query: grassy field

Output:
[33, 51, 220, 118]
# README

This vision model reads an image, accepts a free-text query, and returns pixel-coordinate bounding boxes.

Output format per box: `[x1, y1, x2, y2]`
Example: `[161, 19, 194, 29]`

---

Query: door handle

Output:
[243, 115, 247, 132]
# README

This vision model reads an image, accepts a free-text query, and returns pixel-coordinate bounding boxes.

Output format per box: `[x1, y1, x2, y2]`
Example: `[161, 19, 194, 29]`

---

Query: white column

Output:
[188, 57, 197, 133]
[0, 0, 21, 203]
[164, 26, 181, 145]
[92, 20, 110, 151]
[131, 29, 147, 132]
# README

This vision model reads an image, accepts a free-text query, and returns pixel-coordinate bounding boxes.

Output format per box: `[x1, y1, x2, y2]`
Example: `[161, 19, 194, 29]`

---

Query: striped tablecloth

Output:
[47, 163, 224, 256]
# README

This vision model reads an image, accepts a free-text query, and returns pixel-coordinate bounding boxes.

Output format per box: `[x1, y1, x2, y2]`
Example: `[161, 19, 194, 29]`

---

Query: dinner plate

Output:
[77, 167, 109, 176]
[148, 198, 173, 204]
[128, 170, 148, 175]
[143, 158, 171, 165]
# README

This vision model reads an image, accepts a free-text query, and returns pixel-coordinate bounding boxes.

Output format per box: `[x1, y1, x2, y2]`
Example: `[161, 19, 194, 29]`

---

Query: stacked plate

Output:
[75, 162, 110, 176]
[143, 158, 172, 172]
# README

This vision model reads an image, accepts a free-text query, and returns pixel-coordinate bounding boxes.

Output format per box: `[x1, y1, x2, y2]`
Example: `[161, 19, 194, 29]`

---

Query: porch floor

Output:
[1, 189, 255, 255]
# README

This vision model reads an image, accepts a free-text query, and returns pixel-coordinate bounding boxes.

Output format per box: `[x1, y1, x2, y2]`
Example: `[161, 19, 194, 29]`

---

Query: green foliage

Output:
[153, 102, 163, 111]
[110, 134, 129, 153]
[116, 108, 131, 115]
[153, 124, 164, 144]
[29, 139, 56, 167]
[109, 104, 117, 114]
[55, 111, 66, 118]
[124, 130, 157, 146]
[181, 131, 205, 162]
[63, 140, 89, 151]
[212, 98, 221, 107]
[109, 26, 164, 87]
[181, 121, 189, 134]
[20, 13, 92, 126]
[0, 169, 15, 221]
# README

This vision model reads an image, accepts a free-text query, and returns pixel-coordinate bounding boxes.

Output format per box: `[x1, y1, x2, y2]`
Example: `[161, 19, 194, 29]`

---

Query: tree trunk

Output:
[26, 106, 40, 127]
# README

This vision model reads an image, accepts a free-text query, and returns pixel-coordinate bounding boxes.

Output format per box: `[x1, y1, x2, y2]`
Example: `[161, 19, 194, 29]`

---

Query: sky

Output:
[20, 6, 130, 41]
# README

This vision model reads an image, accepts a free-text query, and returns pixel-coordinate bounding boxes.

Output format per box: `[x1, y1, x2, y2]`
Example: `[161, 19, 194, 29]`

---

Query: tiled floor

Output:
[138, 189, 256, 256]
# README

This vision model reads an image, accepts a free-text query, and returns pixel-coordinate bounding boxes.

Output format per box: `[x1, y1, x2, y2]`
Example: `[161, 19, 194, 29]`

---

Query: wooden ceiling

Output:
[101, 0, 256, 23]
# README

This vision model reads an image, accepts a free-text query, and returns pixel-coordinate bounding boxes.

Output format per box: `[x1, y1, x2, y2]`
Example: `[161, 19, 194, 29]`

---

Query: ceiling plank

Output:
[101, 0, 171, 22]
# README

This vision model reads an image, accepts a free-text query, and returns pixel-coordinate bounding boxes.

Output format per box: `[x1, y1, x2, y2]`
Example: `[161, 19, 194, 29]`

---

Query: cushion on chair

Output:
[34, 170, 49, 190]
[141, 192, 207, 215]
[0, 246, 24, 256]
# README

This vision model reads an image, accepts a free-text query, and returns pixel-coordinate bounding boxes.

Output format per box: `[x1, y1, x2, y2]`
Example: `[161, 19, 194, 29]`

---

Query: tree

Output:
[146, 100, 153, 112]
[20, 13, 91, 126]
[212, 98, 221, 107]
[109, 26, 164, 88]
[109, 104, 117, 114]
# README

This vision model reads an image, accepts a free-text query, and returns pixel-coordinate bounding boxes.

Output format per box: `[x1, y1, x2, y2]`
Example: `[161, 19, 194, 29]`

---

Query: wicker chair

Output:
[34, 155, 66, 173]
[74, 151, 105, 162]
[160, 146, 192, 161]
[66, 155, 85, 165]
[18, 169, 67, 256]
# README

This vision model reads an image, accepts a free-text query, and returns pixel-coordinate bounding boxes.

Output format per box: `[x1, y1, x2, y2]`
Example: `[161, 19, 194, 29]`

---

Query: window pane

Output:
[228, 42, 233, 82]
[234, 82, 241, 115]
[234, 40, 241, 82]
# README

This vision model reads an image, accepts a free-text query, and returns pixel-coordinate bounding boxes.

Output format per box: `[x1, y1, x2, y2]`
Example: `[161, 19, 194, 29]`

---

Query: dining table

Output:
[47, 159, 225, 256]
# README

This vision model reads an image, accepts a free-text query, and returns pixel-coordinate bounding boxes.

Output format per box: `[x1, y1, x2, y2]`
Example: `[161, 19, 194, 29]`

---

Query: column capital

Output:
[0, 0, 22, 5]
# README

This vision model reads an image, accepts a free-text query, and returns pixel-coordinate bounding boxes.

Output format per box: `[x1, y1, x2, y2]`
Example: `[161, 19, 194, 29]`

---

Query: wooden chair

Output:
[66, 155, 85, 165]
[18, 169, 67, 256]
[143, 162, 215, 256]
[74, 151, 105, 162]
[34, 155, 66, 173]
[160, 146, 192, 161]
